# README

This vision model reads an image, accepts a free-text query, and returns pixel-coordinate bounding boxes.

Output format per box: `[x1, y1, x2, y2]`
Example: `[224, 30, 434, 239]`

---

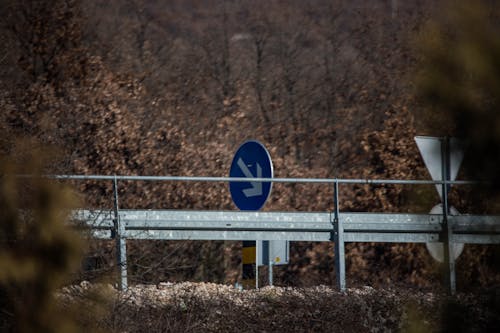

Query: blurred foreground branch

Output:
[0, 141, 86, 332]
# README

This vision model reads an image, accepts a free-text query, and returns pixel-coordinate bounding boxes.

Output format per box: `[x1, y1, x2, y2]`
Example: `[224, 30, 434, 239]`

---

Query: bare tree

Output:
[193, 0, 236, 118]
[1, 0, 84, 85]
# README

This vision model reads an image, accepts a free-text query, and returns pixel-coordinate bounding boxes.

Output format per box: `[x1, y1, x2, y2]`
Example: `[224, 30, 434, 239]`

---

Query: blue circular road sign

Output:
[229, 140, 273, 211]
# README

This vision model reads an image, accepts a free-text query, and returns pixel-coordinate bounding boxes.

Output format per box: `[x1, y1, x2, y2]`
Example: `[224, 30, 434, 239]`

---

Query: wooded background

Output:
[1, 0, 499, 290]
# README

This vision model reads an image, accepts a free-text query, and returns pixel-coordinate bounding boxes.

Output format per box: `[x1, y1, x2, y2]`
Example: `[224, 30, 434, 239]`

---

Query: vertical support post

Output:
[255, 242, 259, 289]
[441, 138, 456, 295]
[242, 241, 256, 289]
[113, 176, 127, 291]
[333, 180, 346, 291]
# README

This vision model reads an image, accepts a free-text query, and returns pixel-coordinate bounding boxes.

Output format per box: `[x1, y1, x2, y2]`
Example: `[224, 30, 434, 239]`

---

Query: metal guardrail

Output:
[74, 209, 500, 243]
[64, 175, 500, 294]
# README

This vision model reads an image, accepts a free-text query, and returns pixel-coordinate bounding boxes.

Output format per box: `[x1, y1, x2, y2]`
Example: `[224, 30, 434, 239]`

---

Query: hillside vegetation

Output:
[1, 0, 499, 290]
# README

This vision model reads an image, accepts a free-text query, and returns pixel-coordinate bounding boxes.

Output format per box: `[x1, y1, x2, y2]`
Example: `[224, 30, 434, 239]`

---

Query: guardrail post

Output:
[255, 242, 259, 289]
[441, 137, 456, 295]
[333, 180, 346, 291]
[113, 176, 128, 291]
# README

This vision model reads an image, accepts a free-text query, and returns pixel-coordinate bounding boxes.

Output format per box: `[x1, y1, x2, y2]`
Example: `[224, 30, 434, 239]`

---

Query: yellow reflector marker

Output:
[242, 246, 256, 264]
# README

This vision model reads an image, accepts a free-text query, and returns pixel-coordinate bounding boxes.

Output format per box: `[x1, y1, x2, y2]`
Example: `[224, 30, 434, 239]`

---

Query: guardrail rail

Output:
[61, 175, 500, 294]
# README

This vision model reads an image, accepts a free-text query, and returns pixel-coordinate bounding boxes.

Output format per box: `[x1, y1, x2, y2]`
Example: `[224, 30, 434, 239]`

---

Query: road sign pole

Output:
[242, 240, 256, 289]
[113, 176, 127, 291]
[441, 138, 456, 295]
[333, 180, 346, 291]
[255, 242, 259, 289]
[230, 141, 273, 289]
[415, 135, 464, 294]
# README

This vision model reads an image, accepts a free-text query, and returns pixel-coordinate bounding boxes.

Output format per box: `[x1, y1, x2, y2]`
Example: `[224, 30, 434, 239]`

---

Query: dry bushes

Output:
[58, 282, 500, 332]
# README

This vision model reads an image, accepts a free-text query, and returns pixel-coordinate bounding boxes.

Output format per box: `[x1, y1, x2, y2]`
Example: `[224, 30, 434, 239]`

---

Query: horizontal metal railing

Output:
[74, 209, 500, 243]
[49, 174, 475, 185]
[59, 174, 500, 294]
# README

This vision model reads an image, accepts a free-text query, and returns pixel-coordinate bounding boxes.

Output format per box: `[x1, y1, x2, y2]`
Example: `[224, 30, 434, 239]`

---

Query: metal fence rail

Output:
[64, 175, 500, 294]
[52, 174, 475, 185]
[74, 209, 500, 243]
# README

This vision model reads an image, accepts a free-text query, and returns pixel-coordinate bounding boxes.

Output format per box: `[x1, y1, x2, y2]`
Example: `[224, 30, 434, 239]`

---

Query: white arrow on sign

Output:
[237, 158, 263, 197]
